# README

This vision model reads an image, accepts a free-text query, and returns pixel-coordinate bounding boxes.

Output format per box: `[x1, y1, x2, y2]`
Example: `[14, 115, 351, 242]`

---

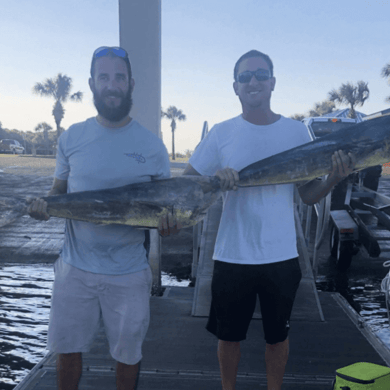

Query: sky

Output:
[0, 0, 389, 154]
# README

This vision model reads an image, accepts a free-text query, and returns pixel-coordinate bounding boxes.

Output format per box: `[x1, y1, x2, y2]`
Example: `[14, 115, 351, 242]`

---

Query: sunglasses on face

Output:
[237, 68, 271, 83]
[93, 46, 129, 59]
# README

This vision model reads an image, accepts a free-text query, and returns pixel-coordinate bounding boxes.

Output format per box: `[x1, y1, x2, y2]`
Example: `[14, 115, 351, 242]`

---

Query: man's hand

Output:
[328, 150, 357, 183]
[158, 212, 182, 237]
[27, 198, 50, 221]
[215, 168, 240, 191]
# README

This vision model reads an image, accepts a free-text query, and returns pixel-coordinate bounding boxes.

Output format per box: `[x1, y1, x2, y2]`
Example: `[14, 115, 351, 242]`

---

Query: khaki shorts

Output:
[47, 257, 152, 365]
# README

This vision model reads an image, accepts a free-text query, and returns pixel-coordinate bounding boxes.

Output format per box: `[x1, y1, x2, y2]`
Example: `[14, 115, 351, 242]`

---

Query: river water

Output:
[0, 265, 189, 389]
[1, 263, 390, 389]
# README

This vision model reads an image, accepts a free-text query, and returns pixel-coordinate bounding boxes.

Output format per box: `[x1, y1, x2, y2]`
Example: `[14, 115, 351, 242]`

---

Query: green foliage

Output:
[381, 63, 390, 104]
[33, 73, 83, 141]
[161, 105, 186, 160]
[290, 114, 305, 121]
[328, 81, 369, 118]
[308, 100, 336, 117]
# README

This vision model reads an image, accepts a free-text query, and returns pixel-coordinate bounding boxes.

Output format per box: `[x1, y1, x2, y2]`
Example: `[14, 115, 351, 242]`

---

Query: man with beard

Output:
[28, 46, 180, 390]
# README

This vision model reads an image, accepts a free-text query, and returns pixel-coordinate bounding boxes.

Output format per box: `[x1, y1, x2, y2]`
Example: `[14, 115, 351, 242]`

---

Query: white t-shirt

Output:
[55, 117, 170, 275]
[189, 115, 312, 265]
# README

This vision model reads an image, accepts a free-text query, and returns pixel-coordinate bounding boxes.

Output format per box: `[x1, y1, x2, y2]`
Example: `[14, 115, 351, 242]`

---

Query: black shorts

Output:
[206, 258, 302, 345]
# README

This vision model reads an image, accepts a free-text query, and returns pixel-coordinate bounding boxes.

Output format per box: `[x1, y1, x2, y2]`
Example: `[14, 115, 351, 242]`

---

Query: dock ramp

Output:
[191, 197, 325, 322]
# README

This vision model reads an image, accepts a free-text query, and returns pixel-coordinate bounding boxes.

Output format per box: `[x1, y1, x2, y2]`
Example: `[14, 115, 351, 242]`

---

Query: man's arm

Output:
[298, 150, 356, 205]
[297, 176, 341, 206]
[28, 178, 68, 220]
[183, 163, 240, 191]
[48, 178, 68, 196]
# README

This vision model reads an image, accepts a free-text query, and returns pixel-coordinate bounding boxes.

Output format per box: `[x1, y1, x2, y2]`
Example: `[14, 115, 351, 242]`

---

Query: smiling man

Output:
[28, 46, 179, 390]
[184, 50, 355, 390]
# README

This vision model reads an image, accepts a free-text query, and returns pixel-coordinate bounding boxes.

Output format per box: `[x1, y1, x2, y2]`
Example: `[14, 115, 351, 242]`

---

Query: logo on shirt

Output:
[124, 152, 146, 164]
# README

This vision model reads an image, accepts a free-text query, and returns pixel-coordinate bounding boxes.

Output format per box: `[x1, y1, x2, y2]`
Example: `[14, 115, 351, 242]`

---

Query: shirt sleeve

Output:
[188, 126, 222, 176]
[54, 132, 70, 181]
[151, 141, 171, 180]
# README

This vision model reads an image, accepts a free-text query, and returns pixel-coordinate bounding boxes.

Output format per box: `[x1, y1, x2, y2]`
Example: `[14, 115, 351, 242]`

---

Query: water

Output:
[2, 264, 390, 390]
[316, 274, 390, 345]
[0, 264, 189, 389]
[0, 265, 52, 389]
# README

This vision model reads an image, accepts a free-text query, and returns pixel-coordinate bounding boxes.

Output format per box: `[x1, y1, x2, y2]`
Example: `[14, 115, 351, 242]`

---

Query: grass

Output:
[0, 153, 20, 158]
[169, 157, 189, 163]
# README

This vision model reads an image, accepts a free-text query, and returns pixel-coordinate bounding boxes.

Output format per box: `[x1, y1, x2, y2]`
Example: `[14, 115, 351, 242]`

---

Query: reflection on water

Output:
[0, 263, 189, 389]
[0, 265, 52, 390]
[1, 261, 389, 389]
[316, 272, 390, 342]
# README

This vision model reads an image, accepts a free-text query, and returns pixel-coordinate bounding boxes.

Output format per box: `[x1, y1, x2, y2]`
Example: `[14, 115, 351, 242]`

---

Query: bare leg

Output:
[116, 361, 140, 390]
[265, 338, 289, 390]
[57, 352, 82, 390]
[217, 340, 241, 390]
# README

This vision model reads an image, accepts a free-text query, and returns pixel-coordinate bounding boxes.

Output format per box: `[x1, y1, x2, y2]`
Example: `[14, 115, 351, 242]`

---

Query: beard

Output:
[93, 87, 133, 122]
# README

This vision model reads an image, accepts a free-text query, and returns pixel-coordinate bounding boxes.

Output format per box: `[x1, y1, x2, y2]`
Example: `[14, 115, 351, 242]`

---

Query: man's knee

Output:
[266, 336, 289, 350]
[57, 352, 82, 366]
[219, 340, 240, 345]
[59, 352, 82, 358]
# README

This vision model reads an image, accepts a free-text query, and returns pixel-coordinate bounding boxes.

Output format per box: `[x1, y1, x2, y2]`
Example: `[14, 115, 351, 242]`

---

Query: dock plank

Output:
[14, 289, 388, 390]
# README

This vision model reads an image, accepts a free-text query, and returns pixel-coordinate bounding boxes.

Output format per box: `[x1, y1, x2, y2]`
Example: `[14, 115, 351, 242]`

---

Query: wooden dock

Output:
[13, 287, 390, 389]
[2, 168, 390, 389]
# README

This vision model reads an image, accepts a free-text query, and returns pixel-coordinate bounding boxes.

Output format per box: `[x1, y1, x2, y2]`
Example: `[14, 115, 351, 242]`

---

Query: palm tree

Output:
[34, 122, 53, 153]
[308, 100, 336, 117]
[32, 73, 83, 141]
[161, 106, 186, 160]
[328, 81, 369, 119]
[381, 63, 390, 103]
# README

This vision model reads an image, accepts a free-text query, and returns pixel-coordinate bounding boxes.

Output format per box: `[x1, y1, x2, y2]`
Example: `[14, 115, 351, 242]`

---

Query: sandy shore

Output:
[1, 154, 390, 177]
[0, 155, 56, 176]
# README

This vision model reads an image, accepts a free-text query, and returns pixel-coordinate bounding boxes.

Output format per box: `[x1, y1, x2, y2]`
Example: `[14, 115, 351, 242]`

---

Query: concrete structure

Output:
[119, 0, 162, 138]
[119, 0, 163, 289]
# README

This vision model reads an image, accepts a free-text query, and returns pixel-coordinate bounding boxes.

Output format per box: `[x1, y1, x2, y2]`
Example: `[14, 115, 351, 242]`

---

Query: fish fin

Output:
[0, 196, 28, 228]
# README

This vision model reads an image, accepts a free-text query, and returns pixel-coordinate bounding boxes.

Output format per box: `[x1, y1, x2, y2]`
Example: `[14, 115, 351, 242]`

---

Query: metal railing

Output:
[191, 121, 208, 282]
[296, 179, 331, 279]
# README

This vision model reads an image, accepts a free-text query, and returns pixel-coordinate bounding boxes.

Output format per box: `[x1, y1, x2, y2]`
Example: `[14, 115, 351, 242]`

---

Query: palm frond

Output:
[381, 63, 390, 79]
[328, 89, 340, 103]
[55, 73, 72, 102]
[356, 80, 370, 107]
[70, 91, 83, 102]
[339, 82, 356, 105]
[32, 82, 52, 96]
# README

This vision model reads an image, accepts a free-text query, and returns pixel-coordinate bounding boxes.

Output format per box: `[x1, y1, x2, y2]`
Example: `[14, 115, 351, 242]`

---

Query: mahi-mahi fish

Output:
[0, 115, 390, 229]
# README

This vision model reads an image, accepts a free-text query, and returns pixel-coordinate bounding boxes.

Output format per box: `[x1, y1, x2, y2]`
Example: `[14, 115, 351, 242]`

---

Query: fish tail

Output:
[0, 196, 28, 228]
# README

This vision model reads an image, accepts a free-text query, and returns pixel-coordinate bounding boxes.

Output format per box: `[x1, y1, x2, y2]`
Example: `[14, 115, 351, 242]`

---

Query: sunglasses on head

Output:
[93, 46, 129, 59]
[237, 68, 271, 83]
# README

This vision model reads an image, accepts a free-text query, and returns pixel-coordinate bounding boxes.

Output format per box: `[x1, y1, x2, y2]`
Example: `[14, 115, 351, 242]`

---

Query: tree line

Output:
[291, 62, 390, 121]
[1, 61, 389, 155]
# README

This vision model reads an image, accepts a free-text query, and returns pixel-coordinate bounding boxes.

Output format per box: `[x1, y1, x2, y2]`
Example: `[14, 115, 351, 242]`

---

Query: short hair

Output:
[233, 50, 274, 81]
[90, 51, 132, 81]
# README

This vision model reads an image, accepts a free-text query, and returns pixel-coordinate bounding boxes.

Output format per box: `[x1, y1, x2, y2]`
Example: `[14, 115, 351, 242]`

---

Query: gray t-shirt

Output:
[55, 117, 170, 275]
